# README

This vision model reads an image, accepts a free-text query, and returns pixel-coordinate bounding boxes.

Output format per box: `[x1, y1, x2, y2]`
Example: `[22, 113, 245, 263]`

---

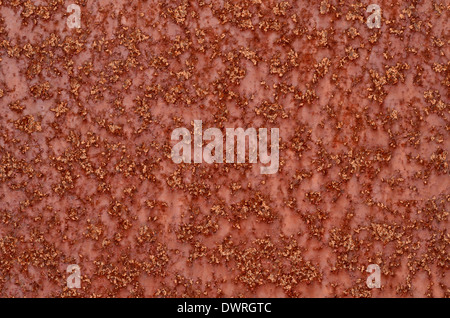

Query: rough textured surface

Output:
[0, 0, 448, 297]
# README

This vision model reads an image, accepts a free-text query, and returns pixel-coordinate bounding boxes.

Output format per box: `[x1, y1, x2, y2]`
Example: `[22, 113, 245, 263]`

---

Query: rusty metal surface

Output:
[0, 0, 448, 297]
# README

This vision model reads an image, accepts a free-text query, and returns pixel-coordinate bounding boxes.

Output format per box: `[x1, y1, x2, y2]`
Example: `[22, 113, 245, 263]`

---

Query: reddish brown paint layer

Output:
[0, 0, 448, 298]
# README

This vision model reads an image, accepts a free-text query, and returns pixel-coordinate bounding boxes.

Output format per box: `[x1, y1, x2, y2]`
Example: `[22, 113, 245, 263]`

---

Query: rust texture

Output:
[0, 0, 448, 297]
